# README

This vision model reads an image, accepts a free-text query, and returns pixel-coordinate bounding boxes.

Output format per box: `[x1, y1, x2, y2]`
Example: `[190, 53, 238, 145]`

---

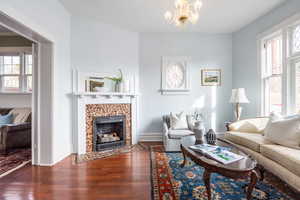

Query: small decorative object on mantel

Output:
[85, 76, 108, 92]
[161, 56, 190, 95]
[105, 69, 123, 93]
[205, 129, 217, 145]
[201, 69, 221, 86]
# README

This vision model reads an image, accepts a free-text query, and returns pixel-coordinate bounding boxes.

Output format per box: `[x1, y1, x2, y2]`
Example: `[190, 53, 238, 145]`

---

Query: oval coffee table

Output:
[180, 135, 258, 200]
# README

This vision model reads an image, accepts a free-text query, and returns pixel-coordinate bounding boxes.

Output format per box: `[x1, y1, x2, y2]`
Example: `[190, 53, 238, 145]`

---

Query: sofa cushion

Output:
[9, 108, 31, 124]
[229, 118, 269, 134]
[168, 129, 194, 139]
[264, 116, 300, 149]
[225, 132, 272, 152]
[261, 144, 300, 177]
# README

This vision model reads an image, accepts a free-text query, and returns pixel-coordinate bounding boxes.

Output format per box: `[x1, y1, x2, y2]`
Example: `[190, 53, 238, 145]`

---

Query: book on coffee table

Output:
[189, 144, 244, 165]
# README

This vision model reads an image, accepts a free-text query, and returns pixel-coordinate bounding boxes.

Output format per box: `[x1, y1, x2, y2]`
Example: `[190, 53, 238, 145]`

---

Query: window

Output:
[262, 36, 283, 115]
[295, 60, 300, 111]
[0, 53, 33, 93]
[292, 25, 300, 54]
[261, 21, 300, 115]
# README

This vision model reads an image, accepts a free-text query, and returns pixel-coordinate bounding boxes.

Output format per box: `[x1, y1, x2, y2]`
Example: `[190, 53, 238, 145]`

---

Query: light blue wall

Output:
[139, 33, 233, 135]
[232, 0, 300, 117]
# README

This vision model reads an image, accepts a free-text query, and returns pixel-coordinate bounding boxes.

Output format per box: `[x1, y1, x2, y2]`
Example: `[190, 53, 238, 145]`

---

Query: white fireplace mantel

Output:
[73, 93, 139, 155]
[74, 92, 138, 99]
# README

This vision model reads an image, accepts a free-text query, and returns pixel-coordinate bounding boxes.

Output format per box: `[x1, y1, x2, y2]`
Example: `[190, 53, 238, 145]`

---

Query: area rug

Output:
[0, 148, 31, 178]
[151, 145, 298, 200]
[75, 143, 148, 163]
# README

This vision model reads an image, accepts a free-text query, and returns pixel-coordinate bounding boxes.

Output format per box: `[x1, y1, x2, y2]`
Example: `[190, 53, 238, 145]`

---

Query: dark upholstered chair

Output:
[0, 108, 31, 155]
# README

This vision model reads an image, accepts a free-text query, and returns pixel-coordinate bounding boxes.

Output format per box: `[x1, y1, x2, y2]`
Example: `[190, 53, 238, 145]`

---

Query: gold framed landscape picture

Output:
[201, 69, 221, 86]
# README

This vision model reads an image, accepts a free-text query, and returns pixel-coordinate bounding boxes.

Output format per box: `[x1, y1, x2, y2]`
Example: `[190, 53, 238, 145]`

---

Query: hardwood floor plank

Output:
[0, 143, 158, 200]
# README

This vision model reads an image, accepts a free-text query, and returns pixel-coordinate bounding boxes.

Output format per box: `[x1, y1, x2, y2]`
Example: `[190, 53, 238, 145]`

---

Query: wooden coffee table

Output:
[180, 135, 258, 200]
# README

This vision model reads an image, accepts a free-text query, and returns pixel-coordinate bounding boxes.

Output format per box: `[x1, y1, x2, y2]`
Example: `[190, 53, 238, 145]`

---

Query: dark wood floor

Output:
[0, 143, 157, 200]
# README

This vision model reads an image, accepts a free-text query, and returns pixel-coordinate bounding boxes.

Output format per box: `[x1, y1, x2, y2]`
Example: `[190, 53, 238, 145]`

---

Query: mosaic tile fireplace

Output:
[85, 104, 132, 153]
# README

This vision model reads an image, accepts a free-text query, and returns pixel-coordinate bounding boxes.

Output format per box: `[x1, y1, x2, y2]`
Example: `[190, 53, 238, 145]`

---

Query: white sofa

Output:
[224, 117, 300, 192]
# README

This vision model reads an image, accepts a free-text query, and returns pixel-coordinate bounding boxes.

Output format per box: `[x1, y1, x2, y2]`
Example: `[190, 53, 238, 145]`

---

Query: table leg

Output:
[247, 170, 259, 200]
[180, 145, 187, 168]
[257, 165, 265, 181]
[203, 170, 212, 200]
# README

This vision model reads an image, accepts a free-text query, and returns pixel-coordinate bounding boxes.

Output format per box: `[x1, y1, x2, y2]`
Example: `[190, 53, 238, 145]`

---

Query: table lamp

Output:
[230, 88, 250, 121]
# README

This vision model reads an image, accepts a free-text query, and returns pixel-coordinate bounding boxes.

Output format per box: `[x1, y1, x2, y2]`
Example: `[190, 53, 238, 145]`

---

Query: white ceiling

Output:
[60, 0, 286, 33]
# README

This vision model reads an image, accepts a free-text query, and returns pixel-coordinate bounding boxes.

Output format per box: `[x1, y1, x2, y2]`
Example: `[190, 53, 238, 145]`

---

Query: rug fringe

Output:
[0, 160, 31, 179]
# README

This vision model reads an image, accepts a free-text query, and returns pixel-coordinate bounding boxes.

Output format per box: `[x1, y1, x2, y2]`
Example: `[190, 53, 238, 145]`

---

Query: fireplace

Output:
[93, 115, 126, 151]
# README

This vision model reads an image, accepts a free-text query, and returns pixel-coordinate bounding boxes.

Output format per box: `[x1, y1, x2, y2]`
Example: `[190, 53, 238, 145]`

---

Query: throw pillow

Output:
[229, 121, 261, 133]
[170, 112, 188, 130]
[264, 116, 300, 149]
[264, 113, 300, 135]
[0, 113, 13, 125]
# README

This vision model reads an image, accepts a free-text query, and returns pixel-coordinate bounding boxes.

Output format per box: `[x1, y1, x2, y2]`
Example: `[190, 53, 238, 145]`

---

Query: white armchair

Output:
[162, 115, 195, 152]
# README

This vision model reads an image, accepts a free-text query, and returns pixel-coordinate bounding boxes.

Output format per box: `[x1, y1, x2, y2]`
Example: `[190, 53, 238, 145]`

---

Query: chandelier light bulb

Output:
[175, 0, 183, 9]
[190, 13, 199, 24]
[194, 0, 203, 11]
[165, 11, 172, 22]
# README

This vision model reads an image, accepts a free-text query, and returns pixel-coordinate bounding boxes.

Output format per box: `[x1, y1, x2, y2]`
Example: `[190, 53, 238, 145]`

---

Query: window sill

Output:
[0, 92, 32, 95]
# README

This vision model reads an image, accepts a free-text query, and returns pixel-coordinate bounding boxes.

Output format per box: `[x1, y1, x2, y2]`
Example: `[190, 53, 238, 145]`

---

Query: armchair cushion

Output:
[170, 112, 188, 130]
[168, 129, 194, 139]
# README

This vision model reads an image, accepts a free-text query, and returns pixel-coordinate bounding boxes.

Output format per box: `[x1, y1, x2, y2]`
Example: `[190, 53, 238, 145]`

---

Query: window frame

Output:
[259, 16, 300, 116]
[261, 32, 284, 115]
[0, 51, 32, 94]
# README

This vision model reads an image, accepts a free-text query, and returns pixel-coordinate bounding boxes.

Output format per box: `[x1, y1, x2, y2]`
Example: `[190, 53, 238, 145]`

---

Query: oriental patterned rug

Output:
[150, 145, 298, 200]
[0, 148, 31, 178]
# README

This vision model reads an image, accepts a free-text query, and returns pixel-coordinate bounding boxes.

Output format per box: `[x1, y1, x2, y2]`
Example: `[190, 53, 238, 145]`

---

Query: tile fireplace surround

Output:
[86, 104, 131, 152]
[73, 93, 138, 155]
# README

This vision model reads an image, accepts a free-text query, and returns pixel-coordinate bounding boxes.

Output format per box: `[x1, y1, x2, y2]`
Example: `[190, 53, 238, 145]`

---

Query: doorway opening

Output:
[0, 25, 33, 174]
[0, 11, 54, 169]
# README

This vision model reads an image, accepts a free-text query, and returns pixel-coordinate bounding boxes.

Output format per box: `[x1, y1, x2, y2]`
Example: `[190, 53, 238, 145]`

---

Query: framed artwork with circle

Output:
[161, 56, 190, 95]
[201, 69, 221, 86]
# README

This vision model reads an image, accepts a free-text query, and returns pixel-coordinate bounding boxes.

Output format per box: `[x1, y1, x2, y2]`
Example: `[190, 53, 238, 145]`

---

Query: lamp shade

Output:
[229, 88, 250, 103]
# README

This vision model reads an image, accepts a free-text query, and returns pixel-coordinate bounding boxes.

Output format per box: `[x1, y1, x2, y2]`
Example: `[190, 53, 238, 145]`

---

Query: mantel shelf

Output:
[73, 92, 139, 99]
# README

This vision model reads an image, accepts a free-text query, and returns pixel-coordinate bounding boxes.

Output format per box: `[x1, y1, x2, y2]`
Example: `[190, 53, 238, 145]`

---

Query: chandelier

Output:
[164, 0, 203, 27]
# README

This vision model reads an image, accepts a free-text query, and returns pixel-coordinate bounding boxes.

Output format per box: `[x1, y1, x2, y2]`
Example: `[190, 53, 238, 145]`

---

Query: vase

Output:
[193, 121, 205, 143]
[206, 129, 217, 145]
[115, 82, 122, 93]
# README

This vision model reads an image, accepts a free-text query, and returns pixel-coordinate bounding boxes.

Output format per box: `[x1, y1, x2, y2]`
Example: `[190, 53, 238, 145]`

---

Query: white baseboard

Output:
[139, 132, 163, 142]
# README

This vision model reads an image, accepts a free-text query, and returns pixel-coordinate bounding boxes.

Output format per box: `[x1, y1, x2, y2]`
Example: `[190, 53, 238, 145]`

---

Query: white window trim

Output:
[258, 13, 300, 116]
[0, 50, 32, 94]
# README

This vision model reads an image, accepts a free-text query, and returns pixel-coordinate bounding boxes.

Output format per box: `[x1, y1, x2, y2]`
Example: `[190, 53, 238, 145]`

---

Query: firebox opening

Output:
[93, 115, 126, 152]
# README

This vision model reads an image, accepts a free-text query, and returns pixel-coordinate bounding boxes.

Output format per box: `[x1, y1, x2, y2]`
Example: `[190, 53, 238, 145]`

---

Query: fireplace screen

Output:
[93, 115, 126, 151]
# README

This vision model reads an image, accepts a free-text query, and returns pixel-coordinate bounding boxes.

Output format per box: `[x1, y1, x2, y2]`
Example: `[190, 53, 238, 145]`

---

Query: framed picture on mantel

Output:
[201, 69, 221, 86]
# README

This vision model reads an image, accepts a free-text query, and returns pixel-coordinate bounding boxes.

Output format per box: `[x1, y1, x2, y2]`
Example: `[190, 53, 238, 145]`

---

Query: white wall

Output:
[71, 16, 139, 79]
[0, 0, 72, 165]
[139, 33, 232, 138]
[71, 16, 140, 150]
[0, 94, 31, 108]
[232, 0, 300, 117]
